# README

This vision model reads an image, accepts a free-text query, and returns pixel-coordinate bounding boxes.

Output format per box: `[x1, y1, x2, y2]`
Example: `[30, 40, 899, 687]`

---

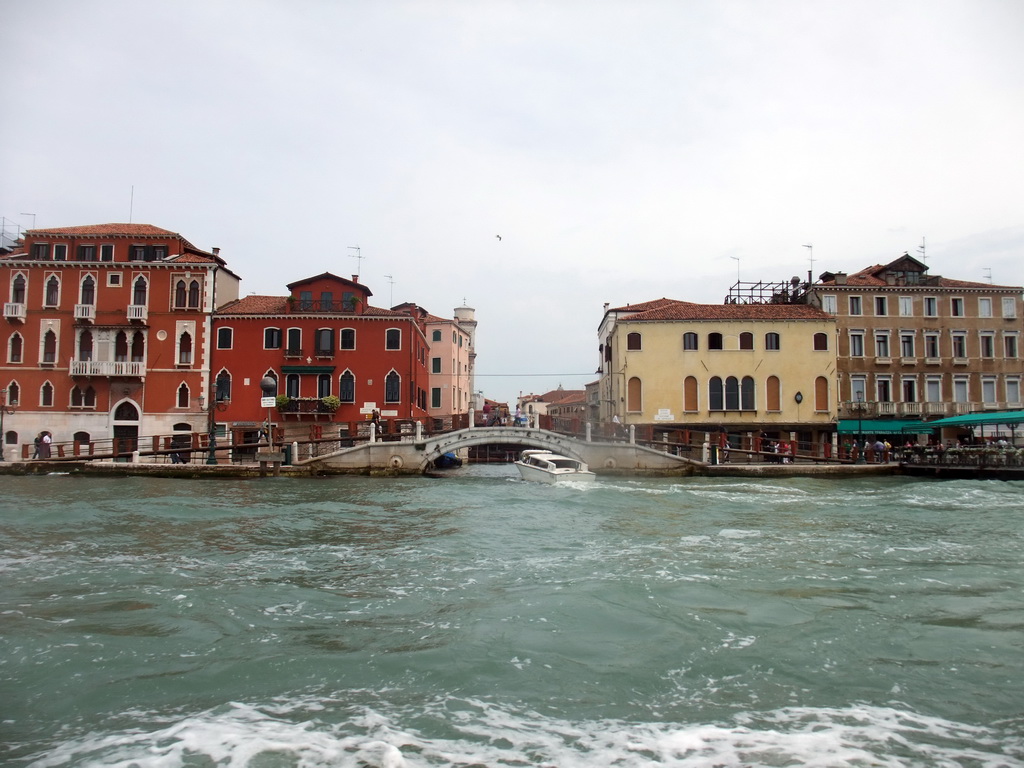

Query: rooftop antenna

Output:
[730, 256, 740, 282]
[20, 212, 36, 230]
[384, 273, 395, 306]
[803, 243, 814, 277]
[129, 186, 134, 223]
[917, 237, 926, 264]
[983, 268, 992, 284]
[347, 246, 363, 280]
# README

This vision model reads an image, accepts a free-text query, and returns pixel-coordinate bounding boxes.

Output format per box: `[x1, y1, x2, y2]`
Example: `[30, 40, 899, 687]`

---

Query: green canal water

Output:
[1, 467, 1022, 766]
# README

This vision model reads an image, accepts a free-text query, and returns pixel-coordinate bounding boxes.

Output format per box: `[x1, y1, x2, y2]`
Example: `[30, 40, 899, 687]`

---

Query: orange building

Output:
[1, 223, 239, 458]
[210, 272, 432, 447]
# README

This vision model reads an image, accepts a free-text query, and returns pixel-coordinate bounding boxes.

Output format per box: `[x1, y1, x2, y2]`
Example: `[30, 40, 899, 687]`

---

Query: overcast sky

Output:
[3, 0, 1022, 405]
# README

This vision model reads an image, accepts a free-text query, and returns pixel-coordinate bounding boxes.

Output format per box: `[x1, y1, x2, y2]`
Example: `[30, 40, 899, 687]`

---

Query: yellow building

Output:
[597, 299, 837, 446]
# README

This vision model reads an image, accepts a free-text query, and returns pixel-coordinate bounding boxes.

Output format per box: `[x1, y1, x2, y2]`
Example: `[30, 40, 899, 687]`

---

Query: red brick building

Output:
[1, 223, 238, 458]
[211, 272, 431, 447]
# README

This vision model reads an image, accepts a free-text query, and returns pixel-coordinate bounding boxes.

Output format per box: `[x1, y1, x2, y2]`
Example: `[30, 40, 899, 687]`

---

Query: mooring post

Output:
[585, 422, 592, 442]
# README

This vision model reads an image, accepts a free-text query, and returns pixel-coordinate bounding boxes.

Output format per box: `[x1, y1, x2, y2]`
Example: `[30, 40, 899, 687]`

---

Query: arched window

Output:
[683, 376, 698, 412]
[73, 431, 91, 446]
[175, 280, 187, 308]
[132, 276, 148, 306]
[178, 331, 192, 365]
[739, 332, 753, 350]
[78, 330, 93, 361]
[709, 377, 724, 411]
[725, 376, 740, 410]
[6, 382, 19, 405]
[8, 333, 23, 363]
[318, 373, 331, 398]
[11, 274, 26, 304]
[42, 330, 57, 364]
[813, 332, 828, 351]
[741, 376, 755, 410]
[627, 332, 642, 351]
[115, 331, 129, 361]
[765, 332, 781, 351]
[45, 275, 60, 306]
[83, 386, 96, 407]
[177, 383, 190, 408]
[286, 373, 300, 398]
[188, 280, 200, 308]
[80, 276, 96, 305]
[683, 332, 698, 350]
[41, 381, 54, 407]
[384, 370, 401, 403]
[131, 331, 145, 362]
[71, 385, 85, 407]
[815, 376, 830, 411]
[386, 329, 401, 350]
[432, 330, 442, 342]
[766, 376, 781, 411]
[339, 370, 355, 402]
[114, 401, 139, 420]
[708, 332, 723, 350]
[626, 376, 642, 413]
[5, 430, 17, 447]
[215, 370, 231, 401]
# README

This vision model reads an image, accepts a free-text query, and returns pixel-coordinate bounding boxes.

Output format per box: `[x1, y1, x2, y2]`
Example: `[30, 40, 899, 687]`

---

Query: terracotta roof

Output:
[619, 299, 831, 322]
[170, 253, 220, 264]
[607, 298, 677, 313]
[216, 296, 410, 317]
[26, 223, 183, 238]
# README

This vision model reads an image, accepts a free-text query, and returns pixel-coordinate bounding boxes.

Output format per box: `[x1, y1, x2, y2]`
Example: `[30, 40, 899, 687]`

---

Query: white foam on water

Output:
[24, 698, 1022, 768]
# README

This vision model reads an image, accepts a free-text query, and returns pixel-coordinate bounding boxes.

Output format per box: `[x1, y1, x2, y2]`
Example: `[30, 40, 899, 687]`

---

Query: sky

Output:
[3, 0, 1023, 405]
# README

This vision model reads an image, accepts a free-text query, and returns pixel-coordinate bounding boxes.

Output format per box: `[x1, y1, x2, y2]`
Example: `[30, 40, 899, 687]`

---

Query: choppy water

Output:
[1, 467, 1022, 767]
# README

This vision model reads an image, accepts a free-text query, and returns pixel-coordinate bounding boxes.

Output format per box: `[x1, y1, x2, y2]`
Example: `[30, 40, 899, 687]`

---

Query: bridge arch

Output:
[420, 427, 588, 470]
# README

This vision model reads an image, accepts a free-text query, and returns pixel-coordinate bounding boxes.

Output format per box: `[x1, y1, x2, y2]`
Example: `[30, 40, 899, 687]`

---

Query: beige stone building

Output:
[596, 299, 837, 444]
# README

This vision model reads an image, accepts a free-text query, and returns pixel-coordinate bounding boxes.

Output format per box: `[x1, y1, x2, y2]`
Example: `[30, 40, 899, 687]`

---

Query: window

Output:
[902, 377, 917, 403]
[385, 370, 401, 402]
[876, 376, 892, 403]
[814, 376, 829, 412]
[1002, 297, 1017, 318]
[299, 291, 313, 310]
[115, 331, 128, 361]
[953, 376, 969, 404]
[708, 332, 723, 350]
[320, 291, 333, 310]
[1007, 378, 1021, 405]
[131, 331, 145, 362]
[874, 296, 888, 316]
[286, 328, 302, 356]
[286, 374, 300, 398]
[432, 330, 442, 342]
[100, 244, 114, 261]
[11, 274, 26, 303]
[264, 328, 282, 349]
[899, 296, 913, 316]
[41, 381, 54, 407]
[813, 332, 828, 351]
[925, 376, 942, 403]
[31, 243, 50, 260]
[315, 328, 335, 356]
[821, 295, 837, 314]
[175, 280, 187, 308]
[77, 330, 93, 361]
[924, 297, 938, 317]
[45, 276, 60, 306]
[724, 376, 740, 410]
[709, 377, 724, 411]
[132, 277, 148, 305]
[683, 376, 698, 412]
[178, 332, 193, 365]
[129, 245, 148, 261]
[177, 383, 190, 408]
[766, 376, 781, 411]
[765, 332, 780, 351]
[952, 333, 967, 359]
[318, 373, 331, 398]
[982, 377, 997, 405]
[626, 332, 642, 351]
[80, 276, 96, 305]
[925, 333, 940, 359]
[343, 291, 358, 311]
[188, 280, 200, 308]
[849, 296, 862, 315]
[6, 382, 19, 406]
[951, 297, 964, 317]
[432, 357, 442, 374]
[739, 332, 753, 350]
[874, 332, 890, 358]
[978, 298, 992, 318]
[1005, 334, 1019, 359]
[42, 330, 57, 364]
[741, 376, 755, 410]
[850, 376, 867, 403]
[107, 273, 122, 287]
[682, 332, 698, 350]
[980, 333, 995, 358]
[53, 244, 67, 261]
[217, 327, 233, 349]
[900, 333, 915, 358]
[339, 370, 355, 402]
[216, 371, 231, 401]
[77, 245, 96, 261]
[340, 328, 355, 350]
[8, 333, 23, 363]
[386, 329, 401, 350]
[627, 377, 642, 412]
[431, 387, 442, 408]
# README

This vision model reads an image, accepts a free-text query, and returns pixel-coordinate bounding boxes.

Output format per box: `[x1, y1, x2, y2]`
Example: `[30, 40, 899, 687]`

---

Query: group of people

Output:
[31, 431, 52, 459]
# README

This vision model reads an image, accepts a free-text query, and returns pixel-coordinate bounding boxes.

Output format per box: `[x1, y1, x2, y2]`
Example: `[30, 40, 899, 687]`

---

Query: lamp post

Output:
[0, 387, 11, 462]
[203, 386, 218, 466]
[850, 395, 868, 464]
[260, 376, 277, 449]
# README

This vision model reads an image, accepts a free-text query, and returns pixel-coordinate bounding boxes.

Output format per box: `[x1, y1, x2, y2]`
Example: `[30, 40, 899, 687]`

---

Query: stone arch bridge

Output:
[301, 426, 701, 475]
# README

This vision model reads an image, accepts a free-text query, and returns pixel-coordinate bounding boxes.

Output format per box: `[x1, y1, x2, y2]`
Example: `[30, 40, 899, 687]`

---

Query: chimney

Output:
[212, 247, 220, 256]
[352, 275, 359, 282]
[834, 272, 847, 285]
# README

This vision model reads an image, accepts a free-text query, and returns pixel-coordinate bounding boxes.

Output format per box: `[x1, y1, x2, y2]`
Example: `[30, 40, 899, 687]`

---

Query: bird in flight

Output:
[496, 235, 502, 241]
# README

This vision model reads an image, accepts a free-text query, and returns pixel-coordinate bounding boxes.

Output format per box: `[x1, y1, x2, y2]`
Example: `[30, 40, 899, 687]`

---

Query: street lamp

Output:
[260, 376, 277, 449]
[0, 387, 12, 462]
[204, 384, 218, 466]
[850, 394, 869, 464]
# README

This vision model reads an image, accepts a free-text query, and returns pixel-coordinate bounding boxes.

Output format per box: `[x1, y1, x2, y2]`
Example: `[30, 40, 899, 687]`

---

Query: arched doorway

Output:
[112, 399, 140, 458]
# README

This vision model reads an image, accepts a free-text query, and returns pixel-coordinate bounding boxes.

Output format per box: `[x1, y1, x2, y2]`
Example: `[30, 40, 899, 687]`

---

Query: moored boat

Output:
[514, 450, 596, 484]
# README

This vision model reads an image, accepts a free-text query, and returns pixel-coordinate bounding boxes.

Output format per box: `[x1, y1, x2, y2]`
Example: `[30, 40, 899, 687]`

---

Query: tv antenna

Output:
[347, 246, 363, 278]
[803, 243, 814, 276]
[729, 256, 740, 282]
[917, 237, 926, 264]
[384, 274, 395, 306]
[983, 268, 992, 283]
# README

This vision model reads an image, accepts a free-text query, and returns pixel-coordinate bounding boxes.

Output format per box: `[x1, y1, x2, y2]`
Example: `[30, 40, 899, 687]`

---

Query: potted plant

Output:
[320, 395, 341, 412]
[276, 394, 292, 410]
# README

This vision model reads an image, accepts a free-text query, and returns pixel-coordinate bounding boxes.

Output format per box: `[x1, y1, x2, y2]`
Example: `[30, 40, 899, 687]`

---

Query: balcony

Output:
[284, 348, 304, 359]
[924, 402, 947, 415]
[925, 357, 941, 365]
[874, 357, 892, 365]
[69, 360, 146, 377]
[953, 357, 969, 366]
[877, 402, 897, 415]
[900, 402, 922, 416]
[276, 397, 338, 419]
[3, 302, 26, 321]
[75, 304, 96, 322]
[127, 304, 148, 322]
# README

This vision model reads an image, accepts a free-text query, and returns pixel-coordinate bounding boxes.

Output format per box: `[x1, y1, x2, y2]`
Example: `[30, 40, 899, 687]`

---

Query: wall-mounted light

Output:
[794, 391, 803, 404]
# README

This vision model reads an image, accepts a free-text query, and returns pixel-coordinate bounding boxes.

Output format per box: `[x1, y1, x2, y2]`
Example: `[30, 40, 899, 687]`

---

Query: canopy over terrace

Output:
[897, 410, 1024, 434]
[836, 419, 921, 435]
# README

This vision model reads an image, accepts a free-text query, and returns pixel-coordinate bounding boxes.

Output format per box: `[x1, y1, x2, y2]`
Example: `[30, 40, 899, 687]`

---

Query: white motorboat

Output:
[514, 450, 596, 484]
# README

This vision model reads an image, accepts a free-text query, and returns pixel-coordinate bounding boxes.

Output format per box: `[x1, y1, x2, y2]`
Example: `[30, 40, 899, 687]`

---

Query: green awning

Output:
[837, 419, 924, 435]
[896, 409, 1024, 432]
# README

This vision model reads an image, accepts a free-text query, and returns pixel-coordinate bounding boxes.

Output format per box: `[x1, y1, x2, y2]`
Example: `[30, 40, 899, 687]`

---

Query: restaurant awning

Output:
[836, 419, 922, 435]
[895, 409, 1024, 432]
